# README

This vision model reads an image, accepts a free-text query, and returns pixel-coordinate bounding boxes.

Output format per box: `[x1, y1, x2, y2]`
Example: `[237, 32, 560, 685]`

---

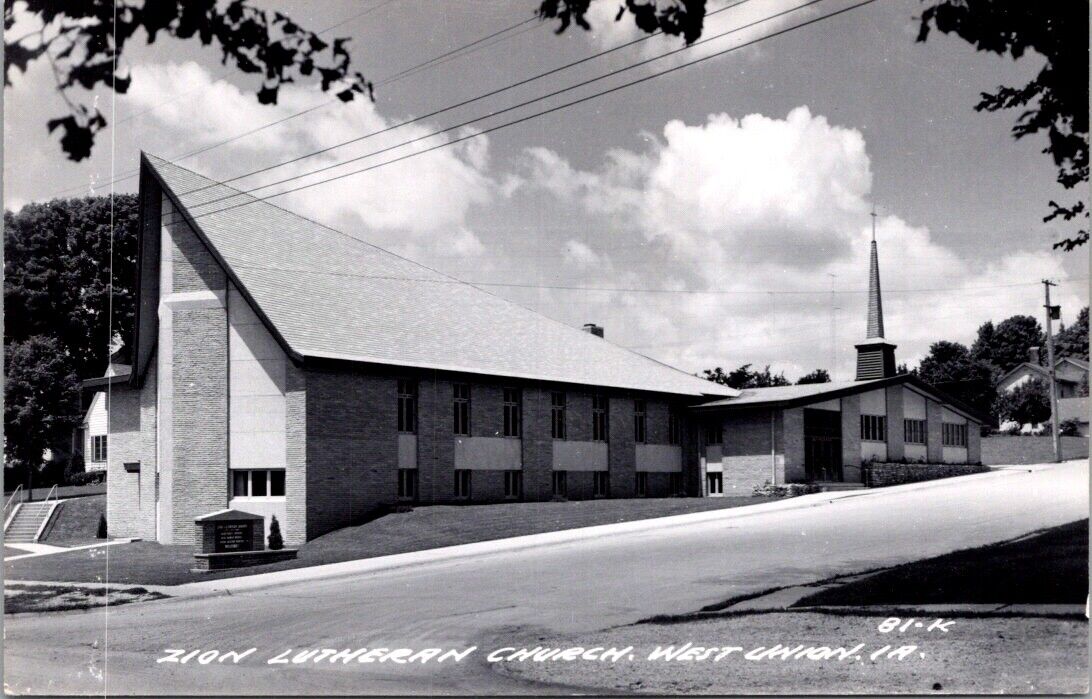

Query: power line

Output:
[44, 0, 529, 199]
[225, 261, 1088, 296]
[159, 0, 885, 226]
[168, 0, 761, 203]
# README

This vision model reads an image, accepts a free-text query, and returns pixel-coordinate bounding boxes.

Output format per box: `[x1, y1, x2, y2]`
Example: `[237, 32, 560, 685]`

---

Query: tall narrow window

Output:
[860, 414, 887, 442]
[635, 472, 648, 497]
[397, 469, 418, 500]
[633, 399, 647, 443]
[504, 471, 523, 499]
[704, 423, 723, 445]
[552, 471, 567, 497]
[592, 393, 608, 442]
[454, 469, 471, 499]
[669, 472, 683, 496]
[453, 383, 471, 436]
[503, 388, 522, 438]
[593, 471, 610, 498]
[551, 391, 567, 439]
[91, 435, 108, 462]
[707, 472, 723, 496]
[397, 380, 418, 433]
[668, 410, 681, 446]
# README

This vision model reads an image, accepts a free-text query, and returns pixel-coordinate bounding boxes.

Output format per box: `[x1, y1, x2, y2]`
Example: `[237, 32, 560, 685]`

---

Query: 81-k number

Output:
[878, 618, 954, 633]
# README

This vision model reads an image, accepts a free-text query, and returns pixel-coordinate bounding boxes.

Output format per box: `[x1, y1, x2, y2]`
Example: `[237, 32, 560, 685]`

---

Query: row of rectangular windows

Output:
[396, 469, 685, 500]
[859, 415, 967, 447]
[699, 417, 970, 447]
[398, 380, 681, 444]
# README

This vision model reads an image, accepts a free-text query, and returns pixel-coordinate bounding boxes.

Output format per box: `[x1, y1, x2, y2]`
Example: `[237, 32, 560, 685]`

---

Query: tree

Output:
[97, 513, 108, 539]
[796, 369, 831, 385]
[538, 2, 1088, 251]
[1053, 306, 1089, 360]
[267, 515, 284, 550]
[993, 378, 1050, 426]
[914, 340, 996, 417]
[702, 363, 790, 390]
[4, 336, 82, 488]
[970, 314, 1044, 375]
[917, 2, 1088, 251]
[5, 1, 372, 160]
[5, 195, 140, 380]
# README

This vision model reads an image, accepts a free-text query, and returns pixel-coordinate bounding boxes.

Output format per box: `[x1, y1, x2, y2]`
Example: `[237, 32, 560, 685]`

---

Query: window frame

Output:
[633, 399, 647, 444]
[90, 434, 108, 462]
[503, 470, 523, 499]
[454, 469, 472, 499]
[397, 379, 418, 434]
[551, 391, 567, 440]
[668, 472, 684, 496]
[942, 422, 968, 447]
[591, 393, 608, 442]
[704, 423, 723, 445]
[592, 471, 610, 498]
[706, 471, 723, 496]
[860, 414, 887, 442]
[903, 418, 927, 445]
[502, 387, 522, 438]
[231, 469, 287, 499]
[453, 383, 471, 436]
[635, 471, 648, 497]
[552, 470, 567, 497]
[668, 410, 681, 446]
[397, 468, 418, 500]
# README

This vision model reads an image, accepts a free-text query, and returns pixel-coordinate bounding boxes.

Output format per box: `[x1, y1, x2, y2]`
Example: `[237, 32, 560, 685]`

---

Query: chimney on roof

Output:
[583, 323, 604, 338]
[855, 207, 898, 381]
[1029, 346, 1040, 365]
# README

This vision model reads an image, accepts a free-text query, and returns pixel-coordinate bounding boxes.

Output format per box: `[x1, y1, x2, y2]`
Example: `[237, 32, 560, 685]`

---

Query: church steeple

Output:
[855, 206, 898, 381]
[866, 207, 885, 339]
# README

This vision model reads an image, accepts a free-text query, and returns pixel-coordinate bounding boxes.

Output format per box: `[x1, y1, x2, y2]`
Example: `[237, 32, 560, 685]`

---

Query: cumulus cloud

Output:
[519, 106, 1083, 379]
[124, 61, 496, 258]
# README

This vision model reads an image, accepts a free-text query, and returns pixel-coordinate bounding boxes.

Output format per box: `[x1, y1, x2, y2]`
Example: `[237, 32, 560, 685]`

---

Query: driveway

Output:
[4, 460, 1087, 695]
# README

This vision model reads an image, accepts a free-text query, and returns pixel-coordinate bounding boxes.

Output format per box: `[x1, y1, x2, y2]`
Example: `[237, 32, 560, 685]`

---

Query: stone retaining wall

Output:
[863, 461, 990, 488]
[981, 435, 1089, 465]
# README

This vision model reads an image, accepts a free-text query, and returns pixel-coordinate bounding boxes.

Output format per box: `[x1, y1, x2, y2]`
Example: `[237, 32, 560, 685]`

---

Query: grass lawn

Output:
[494, 611, 1088, 694]
[5, 496, 774, 587]
[41, 494, 106, 545]
[797, 519, 1089, 607]
[5, 583, 167, 614]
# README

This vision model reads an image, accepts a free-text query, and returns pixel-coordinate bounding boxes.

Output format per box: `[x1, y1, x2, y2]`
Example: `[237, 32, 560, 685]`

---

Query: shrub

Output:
[96, 514, 107, 539]
[267, 515, 284, 550]
[67, 470, 107, 486]
[752, 482, 820, 498]
[1059, 418, 1082, 436]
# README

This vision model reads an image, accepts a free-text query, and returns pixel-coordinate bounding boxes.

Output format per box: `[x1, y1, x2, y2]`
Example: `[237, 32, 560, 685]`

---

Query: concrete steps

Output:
[5, 502, 55, 542]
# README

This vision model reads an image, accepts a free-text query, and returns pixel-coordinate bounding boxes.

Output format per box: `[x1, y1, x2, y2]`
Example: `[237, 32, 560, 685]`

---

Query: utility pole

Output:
[1042, 280, 1061, 462]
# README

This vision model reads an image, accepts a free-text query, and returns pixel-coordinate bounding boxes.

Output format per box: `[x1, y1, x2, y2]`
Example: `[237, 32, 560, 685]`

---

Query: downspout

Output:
[770, 411, 777, 485]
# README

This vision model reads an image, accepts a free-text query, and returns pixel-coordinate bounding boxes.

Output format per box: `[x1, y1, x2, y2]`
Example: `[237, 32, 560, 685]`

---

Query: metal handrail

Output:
[4, 484, 24, 522]
[44, 484, 59, 504]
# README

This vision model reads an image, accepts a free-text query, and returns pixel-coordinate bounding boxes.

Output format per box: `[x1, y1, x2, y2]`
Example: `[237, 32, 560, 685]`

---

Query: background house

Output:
[996, 354, 1088, 398]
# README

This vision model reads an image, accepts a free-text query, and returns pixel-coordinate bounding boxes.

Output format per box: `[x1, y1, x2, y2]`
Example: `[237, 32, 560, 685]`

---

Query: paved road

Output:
[4, 461, 1087, 695]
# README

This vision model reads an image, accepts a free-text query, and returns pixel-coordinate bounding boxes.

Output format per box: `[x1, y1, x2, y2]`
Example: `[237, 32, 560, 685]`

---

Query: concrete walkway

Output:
[3, 538, 136, 562]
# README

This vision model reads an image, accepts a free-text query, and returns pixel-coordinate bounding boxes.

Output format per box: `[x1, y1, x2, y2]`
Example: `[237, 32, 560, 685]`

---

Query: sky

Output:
[4, 0, 1088, 381]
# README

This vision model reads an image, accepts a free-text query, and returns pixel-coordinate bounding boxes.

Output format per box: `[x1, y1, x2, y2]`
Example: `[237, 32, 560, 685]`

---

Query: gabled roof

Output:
[138, 154, 733, 398]
[692, 373, 987, 423]
[996, 358, 1087, 387]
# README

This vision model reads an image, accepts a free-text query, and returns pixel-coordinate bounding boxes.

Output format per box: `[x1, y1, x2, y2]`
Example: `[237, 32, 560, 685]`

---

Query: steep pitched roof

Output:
[140, 155, 733, 398]
[996, 360, 1085, 387]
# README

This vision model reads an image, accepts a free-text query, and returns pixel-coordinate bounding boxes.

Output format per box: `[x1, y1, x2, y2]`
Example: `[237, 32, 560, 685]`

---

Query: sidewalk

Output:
[169, 464, 1041, 597]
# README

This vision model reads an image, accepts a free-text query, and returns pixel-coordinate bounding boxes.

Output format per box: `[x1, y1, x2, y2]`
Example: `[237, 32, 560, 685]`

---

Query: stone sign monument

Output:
[192, 509, 296, 571]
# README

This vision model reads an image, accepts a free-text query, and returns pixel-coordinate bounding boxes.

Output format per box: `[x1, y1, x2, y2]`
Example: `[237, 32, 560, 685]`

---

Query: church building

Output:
[90, 154, 985, 547]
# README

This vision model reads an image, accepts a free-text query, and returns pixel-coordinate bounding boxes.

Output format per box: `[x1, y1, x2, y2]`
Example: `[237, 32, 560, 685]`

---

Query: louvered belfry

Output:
[855, 231, 898, 380]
